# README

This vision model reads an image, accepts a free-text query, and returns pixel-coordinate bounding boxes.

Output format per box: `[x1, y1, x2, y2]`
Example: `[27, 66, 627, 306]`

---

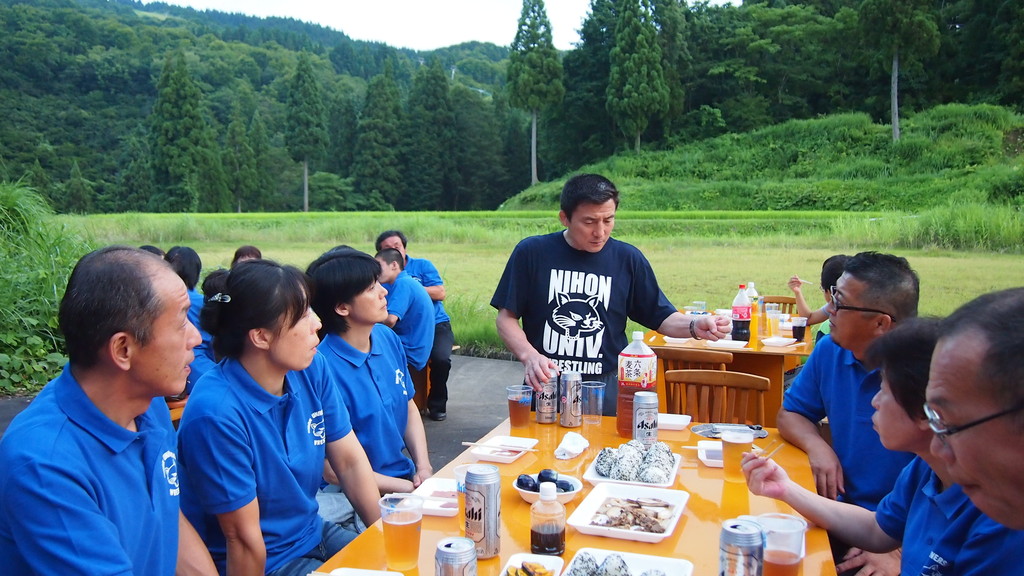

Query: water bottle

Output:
[732, 285, 751, 342]
[616, 331, 658, 437]
[746, 282, 761, 342]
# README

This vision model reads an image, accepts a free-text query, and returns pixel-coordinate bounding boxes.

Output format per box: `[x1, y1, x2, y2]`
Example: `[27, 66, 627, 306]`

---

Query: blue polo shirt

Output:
[319, 328, 415, 479]
[382, 270, 435, 370]
[875, 457, 1024, 574]
[404, 255, 450, 324]
[0, 366, 180, 575]
[186, 288, 217, 394]
[177, 354, 352, 575]
[783, 336, 913, 509]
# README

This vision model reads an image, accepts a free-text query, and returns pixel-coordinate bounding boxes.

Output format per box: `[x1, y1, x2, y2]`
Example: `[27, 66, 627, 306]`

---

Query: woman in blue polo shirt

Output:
[177, 259, 380, 576]
[306, 247, 433, 495]
[743, 319, 1024, 575]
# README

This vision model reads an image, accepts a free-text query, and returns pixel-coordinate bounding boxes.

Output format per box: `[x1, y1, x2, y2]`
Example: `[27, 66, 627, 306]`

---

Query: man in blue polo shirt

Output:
[0, 246, 216, 575]
[376, 230, 455, 421]
[375, 248, 435, 373]
[778, 251, 919, 574]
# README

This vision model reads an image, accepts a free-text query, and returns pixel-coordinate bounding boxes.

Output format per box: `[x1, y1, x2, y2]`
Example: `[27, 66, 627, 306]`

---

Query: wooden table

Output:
[646, 331, 814, 427]
[317, 418, 836, 575]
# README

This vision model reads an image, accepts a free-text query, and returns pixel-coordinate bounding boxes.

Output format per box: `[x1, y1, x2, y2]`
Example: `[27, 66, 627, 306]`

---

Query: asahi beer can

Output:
[720, 518, 764, 576]
[536, 375, 558, 424]
[633, 391, 659, 446]
[435, 536, 477, 576]
[464, 464, 501, 559]
[559, 371, 582, 428]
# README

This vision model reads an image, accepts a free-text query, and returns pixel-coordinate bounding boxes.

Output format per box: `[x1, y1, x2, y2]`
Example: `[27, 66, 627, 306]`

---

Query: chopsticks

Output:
[758, 438, 785, 460]
[460, 441, 538, 452]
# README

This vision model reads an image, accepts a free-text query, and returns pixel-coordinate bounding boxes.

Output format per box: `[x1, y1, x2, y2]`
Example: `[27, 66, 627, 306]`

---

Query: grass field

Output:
[62, 211, 1024, 357]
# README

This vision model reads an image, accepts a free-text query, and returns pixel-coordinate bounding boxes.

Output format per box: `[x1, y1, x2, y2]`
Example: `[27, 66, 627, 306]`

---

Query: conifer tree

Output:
[249, 110, 272, 211]
[400, 59, 456, 210]
[62, 160, 93, 214]
[285, 51, 328, 211]
[114, 128, 154, 212]
[450, 85, 510, 210]
[149, 52, 206, 212]
[326, 92, 359, 177]
[508, 0, 564, 185]
[224, 106, 258, 212]
[607, 0, 669, 152]
[352, 62, 402, 209]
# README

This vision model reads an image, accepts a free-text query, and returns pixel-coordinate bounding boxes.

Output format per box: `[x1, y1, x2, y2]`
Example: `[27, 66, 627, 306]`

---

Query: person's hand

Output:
[788, 275, 804, 296]
[836, 547, 901, 576]
[412, 465, 433, 488]
[741, 452, 792, 499]
[695, 314, 731, 341]
[521, 351, 559, 391]
[806, 444, 845, 500]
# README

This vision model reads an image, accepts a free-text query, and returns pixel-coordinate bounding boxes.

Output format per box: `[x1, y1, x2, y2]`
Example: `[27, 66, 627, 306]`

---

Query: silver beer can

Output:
[536, 375, 558, 424]
[559, 371, 582, 428]
[633, 391, 659, 446]
[435, 536, 477, 576]
[720, 518, 764, 576]
[464, 464, 501, 559]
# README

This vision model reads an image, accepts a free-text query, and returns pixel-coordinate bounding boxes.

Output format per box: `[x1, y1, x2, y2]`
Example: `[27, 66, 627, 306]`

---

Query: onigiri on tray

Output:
[582, 440, 681, 488]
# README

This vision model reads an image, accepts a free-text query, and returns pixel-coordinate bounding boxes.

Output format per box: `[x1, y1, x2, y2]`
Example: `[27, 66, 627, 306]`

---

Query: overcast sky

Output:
[141, 0, 729, 52]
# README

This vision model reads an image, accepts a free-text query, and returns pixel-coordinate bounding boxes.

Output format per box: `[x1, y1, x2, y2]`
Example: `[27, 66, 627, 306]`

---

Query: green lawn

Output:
[62, 211, 1024, 357]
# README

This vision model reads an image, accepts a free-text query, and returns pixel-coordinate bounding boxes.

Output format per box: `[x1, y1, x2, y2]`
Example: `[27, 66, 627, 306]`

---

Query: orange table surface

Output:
[317, 418, 837, 576]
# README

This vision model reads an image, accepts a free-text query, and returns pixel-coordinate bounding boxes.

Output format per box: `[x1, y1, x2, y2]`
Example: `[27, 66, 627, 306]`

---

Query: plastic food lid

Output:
[539, 482, 557, 501]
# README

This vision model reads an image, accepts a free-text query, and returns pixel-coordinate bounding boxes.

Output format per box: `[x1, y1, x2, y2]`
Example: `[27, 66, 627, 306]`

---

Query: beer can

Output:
[633, 391, 659, 446]
[720, 518, 764, 576]
[559, 371, 582, 428]
[464, 464, 501, 559]
[435, 536, 477, 576]
[536, 375, 558, 424]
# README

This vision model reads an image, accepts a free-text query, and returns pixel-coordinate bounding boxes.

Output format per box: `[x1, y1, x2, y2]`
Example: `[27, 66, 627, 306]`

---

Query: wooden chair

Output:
[652, 347, 733, 414]
[167, 397, 187, 428]
[761, 295, 797, 316]
[664, 369, 771, 426]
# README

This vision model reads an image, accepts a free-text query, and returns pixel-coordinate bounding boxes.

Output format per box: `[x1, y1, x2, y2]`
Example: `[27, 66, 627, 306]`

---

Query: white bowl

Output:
[513, 473, 583, 504]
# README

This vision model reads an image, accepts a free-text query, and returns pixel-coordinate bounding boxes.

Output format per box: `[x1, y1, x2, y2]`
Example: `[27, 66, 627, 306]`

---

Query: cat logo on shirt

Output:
[307, 410, 326, 445]
[161, 451, 180, 496]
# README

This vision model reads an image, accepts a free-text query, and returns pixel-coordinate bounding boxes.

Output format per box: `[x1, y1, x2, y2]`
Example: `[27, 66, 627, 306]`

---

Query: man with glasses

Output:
[778, 252, 919, 574]
[925, 287, 1024, 529]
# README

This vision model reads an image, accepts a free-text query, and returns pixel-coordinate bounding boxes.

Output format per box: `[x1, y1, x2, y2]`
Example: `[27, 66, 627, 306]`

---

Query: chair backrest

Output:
[664, 369, 770, 425]
[652, 347, 733, 414]
[762, 295, 797, 316]
[167, 397, 187, 427]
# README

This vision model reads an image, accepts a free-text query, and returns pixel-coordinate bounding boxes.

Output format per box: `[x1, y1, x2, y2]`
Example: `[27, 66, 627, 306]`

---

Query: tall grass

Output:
[0, 183, 88, 394]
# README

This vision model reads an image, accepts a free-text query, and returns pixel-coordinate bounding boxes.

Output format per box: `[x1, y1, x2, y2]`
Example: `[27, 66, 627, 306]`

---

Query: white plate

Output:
[658, 413, 692, 430]
[706, 339, 748, 349]
[469, 435, 538, 463]
[502, 553, 564, 576]
[411, 477, 458, 517]
[329, 565, 405, 569]
[662, 336, 691, 345]
[567, 483, 690, 543]
[697, 440, 723, 467]
[563, 548, 694, 576]
[582, 452, 682, 488]
[761, 337, 797, 347]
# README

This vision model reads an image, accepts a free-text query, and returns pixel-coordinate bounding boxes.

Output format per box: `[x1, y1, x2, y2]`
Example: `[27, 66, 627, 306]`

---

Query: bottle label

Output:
[732, 305, 751, 321]
[618, 352, 657, 390]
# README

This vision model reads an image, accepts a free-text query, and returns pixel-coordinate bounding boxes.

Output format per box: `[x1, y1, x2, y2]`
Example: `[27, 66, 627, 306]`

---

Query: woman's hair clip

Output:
[209, 292, 231, 303]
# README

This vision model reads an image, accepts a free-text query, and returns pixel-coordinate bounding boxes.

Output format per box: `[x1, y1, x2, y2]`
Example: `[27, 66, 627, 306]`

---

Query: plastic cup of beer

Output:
[453, 464, 473, 534]
[791, 316, 808, 342]
[721, 428, 754, 483]
[759, 513, 807, 576]
[379, 493, 424, 571]
[581, 381, 606, 425]
[506, 385, 533, 428]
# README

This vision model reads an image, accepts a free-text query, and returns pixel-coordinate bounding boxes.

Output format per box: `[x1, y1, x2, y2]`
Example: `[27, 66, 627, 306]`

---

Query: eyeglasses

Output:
[828, 286, 896, 322]
[923, 401, 1024, 444]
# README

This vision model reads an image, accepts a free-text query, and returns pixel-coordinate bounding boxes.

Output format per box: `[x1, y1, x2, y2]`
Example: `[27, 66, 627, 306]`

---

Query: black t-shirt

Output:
[490, 231, 677, 375]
